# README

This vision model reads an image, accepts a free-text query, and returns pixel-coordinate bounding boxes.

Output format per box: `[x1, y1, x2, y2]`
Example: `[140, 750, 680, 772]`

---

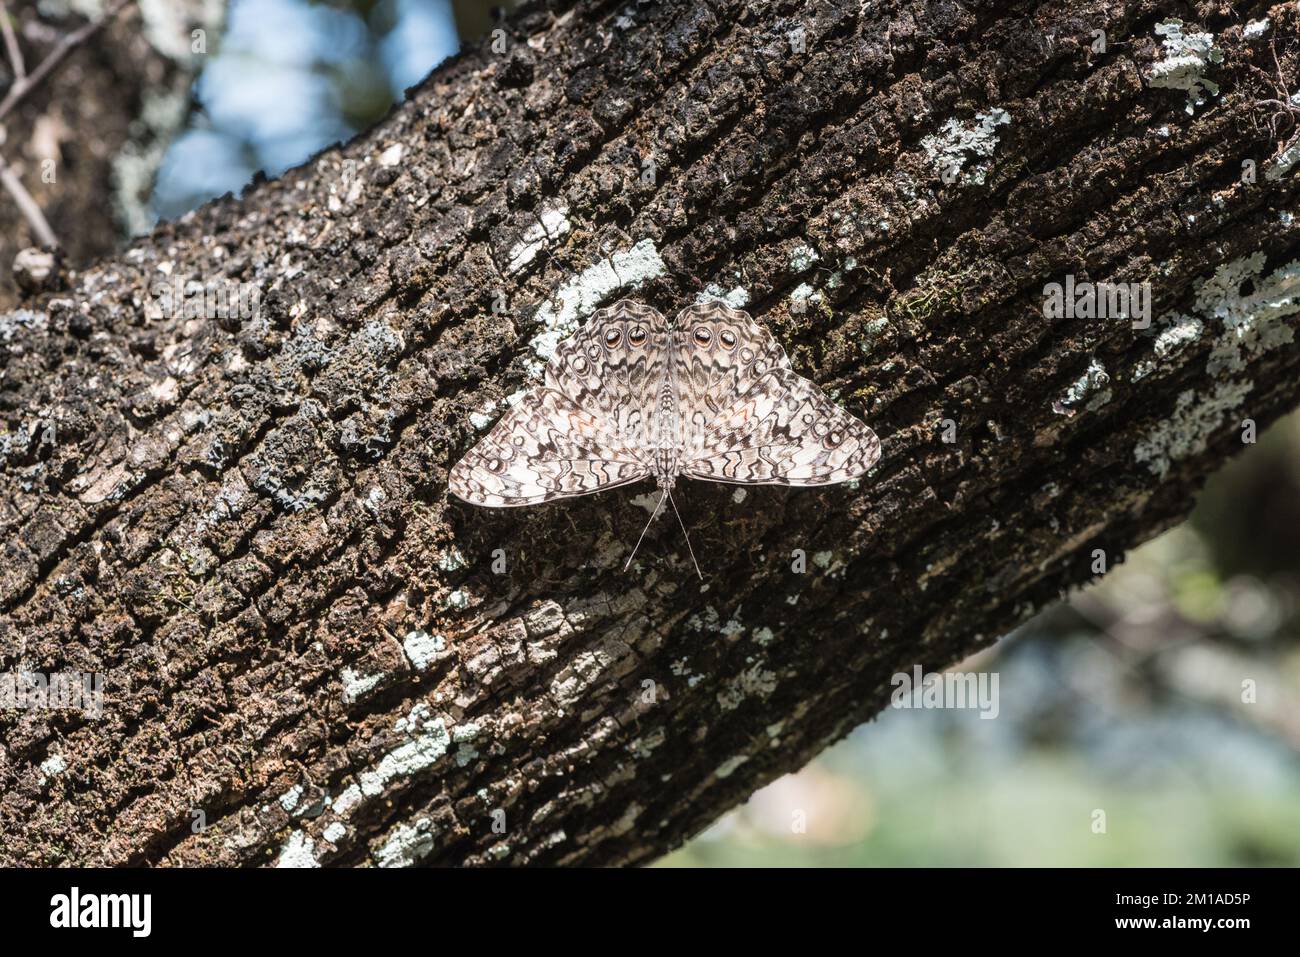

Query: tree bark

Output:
[0, 0, 1297, 866]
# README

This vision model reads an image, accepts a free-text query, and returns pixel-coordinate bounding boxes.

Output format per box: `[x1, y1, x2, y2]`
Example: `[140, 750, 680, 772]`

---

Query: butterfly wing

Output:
[448, 388, 650, 506]
[449, 300, 667, 506]
[544, 299, 669, 458]
[672, 303, 881, 486]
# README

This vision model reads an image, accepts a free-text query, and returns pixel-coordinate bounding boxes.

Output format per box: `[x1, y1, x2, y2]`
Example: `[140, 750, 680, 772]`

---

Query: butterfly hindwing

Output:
[673, 303, 880, 486]
[671, 301, 788, 460]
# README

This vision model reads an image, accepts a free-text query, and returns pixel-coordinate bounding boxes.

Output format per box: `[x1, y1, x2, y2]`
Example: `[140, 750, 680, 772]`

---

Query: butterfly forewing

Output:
[448, 300, 666, 506]
[546, 300, 669, 460]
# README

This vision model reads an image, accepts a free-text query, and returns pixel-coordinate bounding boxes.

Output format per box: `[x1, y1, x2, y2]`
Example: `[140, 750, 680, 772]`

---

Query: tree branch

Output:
[0, 0, 1298, 867]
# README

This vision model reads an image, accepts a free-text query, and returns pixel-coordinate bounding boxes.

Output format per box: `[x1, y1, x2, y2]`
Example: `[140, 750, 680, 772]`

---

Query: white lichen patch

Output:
[920, 108, 1010, 186]
[1155, 313, 1205, 357]
[790, 283, 823, 308]
[402, 629, 446, 671]
[717, 664, 778, 711]
[1195, 253, 1300, 376]
[374, 817, 437, 867]
[731, 488, 747, 503]
[1148, 20, 1222, 114]
[695, 284, 751, 308]
[1052, 359, 1112, 416]
[357, 715, 452, 798]
[527, 239, 667, 375]
[752, 626, 775, 646]
[340, 667, 385, 705]
[1134, 380, 1254, 477]
[1243, 19, 1271, 39]
[789, 244, 821, 272]
[278, 785, 303, 814]
[275, 830, 320, 868]
[322, 822, 347, 843]
[507, 205, 572, 274]
[469, 402, 502, 431]
[445, 589, 470, 610]
[332, 784, 363, 816]
[686, 605, 721, 632]
[37, 753, 66, 786]
[1135, 313, 1206, 381]
[452, 722, 481, 768]
[629, 727, 666, 759]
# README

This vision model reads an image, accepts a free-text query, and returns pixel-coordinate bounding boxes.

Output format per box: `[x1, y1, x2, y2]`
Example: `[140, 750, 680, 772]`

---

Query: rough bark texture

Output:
[1, 0, 1298, 866]
[0, 0, 222, 309]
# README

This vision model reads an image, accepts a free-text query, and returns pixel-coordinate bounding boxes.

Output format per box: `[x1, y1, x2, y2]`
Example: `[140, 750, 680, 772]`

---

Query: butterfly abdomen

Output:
[654, 370, 680, 490]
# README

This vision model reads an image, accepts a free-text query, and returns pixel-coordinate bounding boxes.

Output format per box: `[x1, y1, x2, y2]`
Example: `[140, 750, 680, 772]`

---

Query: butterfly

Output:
[448, 299, 881, 577]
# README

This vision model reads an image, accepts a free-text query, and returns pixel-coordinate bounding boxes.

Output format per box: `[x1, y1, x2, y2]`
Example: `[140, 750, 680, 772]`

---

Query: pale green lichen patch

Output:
[789, 244, 820, 272]
[274, 830, 320, 868]
[340, 667, 385, 705]
[1147, 20, 1222, 114]
[790, 282, 823, 309]
[1154, 315, 1205, 357]
[353, 703, 453, 800]
[695, 283, 750, 307]
[278, 785, 303, 814]
[1134, 380, 1254, 477]
[37, 753, 66, 787]
[373, 817, 437, 867]
[402, 629, 446, 671]
[920, 108, 1010, 186]
[1266, 130, 1300, 182]
[452, 722, 481, 767]
[331, 784, 362, 816]
[437, 547, 467, 572]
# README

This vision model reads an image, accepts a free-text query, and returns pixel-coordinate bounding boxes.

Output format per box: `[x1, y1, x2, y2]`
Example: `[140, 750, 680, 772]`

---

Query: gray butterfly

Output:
[448, 299, 881, 576]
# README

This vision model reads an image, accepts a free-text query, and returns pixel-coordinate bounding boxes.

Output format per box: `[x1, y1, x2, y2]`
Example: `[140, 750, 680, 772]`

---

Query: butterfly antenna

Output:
[624, 489, 667, 572]
[666, 488, 703, 580]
